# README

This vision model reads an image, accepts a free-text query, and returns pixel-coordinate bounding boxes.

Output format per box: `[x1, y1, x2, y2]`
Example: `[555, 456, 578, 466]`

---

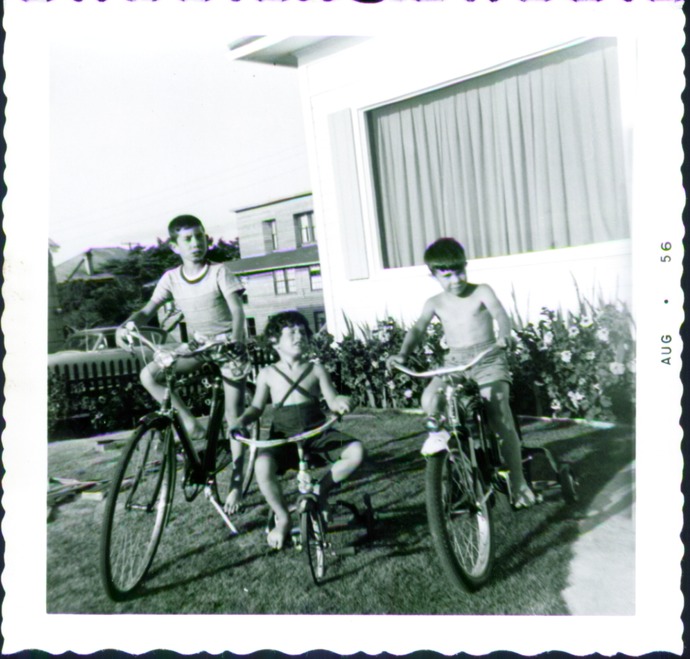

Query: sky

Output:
[49, 11, 311, 265]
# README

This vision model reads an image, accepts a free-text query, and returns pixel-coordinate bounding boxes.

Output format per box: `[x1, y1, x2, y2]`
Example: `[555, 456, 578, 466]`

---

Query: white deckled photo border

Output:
[2, 0, 684, 655]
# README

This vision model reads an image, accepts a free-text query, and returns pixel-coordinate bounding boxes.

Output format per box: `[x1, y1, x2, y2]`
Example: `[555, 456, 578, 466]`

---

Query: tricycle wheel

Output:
[559, 464, 578, 503]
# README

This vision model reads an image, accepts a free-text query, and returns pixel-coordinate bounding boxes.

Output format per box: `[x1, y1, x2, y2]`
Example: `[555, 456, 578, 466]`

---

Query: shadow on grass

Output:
[489, 424, 634, 587]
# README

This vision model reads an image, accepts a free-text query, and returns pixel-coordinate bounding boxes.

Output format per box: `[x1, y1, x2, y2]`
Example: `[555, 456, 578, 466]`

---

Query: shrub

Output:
[329, 299, 635, 424]
[508, 300, 635, 423]
[49, 297, 636, 436]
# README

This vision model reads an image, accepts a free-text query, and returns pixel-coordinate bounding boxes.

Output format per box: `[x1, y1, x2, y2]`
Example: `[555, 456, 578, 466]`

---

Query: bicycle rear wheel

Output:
[300, 504, 327, 585]
[425, 443, 494, 591]
[100, 419, 175, 600]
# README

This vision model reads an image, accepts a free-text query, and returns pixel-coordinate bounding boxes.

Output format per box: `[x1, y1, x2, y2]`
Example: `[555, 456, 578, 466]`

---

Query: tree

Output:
[57, 237, 240, 330]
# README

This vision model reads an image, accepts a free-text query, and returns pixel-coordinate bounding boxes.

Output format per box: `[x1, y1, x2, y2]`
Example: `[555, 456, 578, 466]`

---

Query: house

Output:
[226, 28, 673, 339]
[229, 193, 325, 336]
[54, 246, 129, 284]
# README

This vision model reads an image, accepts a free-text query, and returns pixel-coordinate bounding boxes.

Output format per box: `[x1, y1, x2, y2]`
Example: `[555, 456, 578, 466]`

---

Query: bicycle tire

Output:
[100, 419, 175, 601]
[300, 505, 327, 585]
[425, 443, 494, 591]
[558, 463, 578, 504]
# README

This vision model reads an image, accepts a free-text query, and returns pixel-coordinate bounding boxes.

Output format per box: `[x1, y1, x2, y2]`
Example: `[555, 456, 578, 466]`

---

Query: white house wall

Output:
[296, 31, 639, 338]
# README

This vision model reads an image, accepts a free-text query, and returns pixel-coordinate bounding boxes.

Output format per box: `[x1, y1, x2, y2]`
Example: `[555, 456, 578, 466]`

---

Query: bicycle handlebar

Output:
[231, 414, 342, 449]
[391, 345, 502, 379]
[122, 324, 247, 369]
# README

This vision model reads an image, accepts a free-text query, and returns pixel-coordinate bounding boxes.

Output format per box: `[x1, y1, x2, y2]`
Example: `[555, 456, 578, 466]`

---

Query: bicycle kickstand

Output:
[204, 486, 239, 534]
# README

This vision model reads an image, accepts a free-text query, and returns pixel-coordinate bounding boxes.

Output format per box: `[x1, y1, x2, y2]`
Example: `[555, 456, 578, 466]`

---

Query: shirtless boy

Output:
[233, 311, 365, 549]
[388, 237, 536, 509]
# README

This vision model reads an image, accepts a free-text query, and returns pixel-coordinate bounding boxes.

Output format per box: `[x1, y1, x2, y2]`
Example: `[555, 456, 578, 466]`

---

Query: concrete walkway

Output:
[562, 461, 635, 615]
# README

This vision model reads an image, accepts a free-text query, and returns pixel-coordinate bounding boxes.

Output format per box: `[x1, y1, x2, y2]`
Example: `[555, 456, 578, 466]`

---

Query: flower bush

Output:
[307, 316, 448, 409]
[48, 374, 155, 437]
[310, 299, 634, 423]
[49, 296, 636, 438]
[508, 300, 635, 423]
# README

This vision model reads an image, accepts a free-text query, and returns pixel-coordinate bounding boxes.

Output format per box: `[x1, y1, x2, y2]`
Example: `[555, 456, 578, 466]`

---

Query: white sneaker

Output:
[421, 431, 451, 456]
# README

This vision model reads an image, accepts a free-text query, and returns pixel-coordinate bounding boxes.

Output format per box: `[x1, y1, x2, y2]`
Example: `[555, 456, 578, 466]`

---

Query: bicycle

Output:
[232, 414, 375, 586]
[391, 345, 578, 592]
[100, 326, 258, 601]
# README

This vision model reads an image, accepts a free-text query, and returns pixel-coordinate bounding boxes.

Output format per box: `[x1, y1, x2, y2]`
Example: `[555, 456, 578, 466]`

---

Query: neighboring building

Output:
[224, 31, 668, 339]
[54, 247, 129, 284]
[229, 193, 325, 336]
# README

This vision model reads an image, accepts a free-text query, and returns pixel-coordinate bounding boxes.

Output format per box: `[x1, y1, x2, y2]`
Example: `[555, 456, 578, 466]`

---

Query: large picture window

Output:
[367, 38, 629, 268]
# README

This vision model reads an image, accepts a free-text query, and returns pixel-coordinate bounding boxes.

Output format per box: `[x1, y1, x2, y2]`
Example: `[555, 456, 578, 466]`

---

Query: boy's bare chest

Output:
[436, 295, 486, 321]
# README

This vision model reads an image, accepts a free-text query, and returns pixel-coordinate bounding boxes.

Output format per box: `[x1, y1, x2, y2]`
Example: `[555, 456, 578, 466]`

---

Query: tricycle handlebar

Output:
[231, 414, 341, 449]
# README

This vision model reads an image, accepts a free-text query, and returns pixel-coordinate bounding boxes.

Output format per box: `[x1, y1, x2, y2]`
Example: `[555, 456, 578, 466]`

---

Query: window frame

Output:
[362, 38, 628, 270]
[262, 219, 278, 252]
[273, 268, 297, 295]
[294, 211, 316, 247]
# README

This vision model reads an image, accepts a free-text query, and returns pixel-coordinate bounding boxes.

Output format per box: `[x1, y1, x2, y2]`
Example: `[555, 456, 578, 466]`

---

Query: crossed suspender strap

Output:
[272, 362, 320, 408]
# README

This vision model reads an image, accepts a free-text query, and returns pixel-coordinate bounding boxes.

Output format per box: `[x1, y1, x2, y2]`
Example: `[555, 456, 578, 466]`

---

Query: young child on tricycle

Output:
[232, 311, 365, 549]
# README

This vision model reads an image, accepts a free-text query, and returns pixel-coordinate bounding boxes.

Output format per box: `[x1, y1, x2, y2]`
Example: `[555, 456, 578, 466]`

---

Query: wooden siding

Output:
[237, 194, 315, 258]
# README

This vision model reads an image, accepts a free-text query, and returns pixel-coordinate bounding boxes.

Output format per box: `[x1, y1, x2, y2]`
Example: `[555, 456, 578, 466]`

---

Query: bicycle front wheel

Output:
[425, 445, 494, 591]
[100, 419, 175, 600]
[300, 505, 327, 586]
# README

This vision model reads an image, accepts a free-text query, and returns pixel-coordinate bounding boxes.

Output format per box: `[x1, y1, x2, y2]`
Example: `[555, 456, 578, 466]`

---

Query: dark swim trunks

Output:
[261, 402, 354, 475]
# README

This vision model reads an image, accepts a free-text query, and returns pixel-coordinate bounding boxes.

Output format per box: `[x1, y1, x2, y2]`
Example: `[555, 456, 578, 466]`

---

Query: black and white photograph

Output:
[2, 0, 684, 655]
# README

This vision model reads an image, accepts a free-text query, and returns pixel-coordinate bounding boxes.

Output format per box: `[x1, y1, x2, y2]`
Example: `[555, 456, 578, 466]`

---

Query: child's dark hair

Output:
[168, 215, 204, 241]
[264, 311, 313, 344]
[424, 237, 467, 273]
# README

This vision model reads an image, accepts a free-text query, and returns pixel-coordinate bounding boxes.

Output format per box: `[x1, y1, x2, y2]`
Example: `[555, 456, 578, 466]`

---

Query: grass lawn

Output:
[47, 409, 633, 615]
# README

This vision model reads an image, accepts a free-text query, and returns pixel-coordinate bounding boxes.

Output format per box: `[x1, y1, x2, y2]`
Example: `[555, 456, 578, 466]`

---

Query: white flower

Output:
[440, 337, 448, 350]
[567, 390, 585, 404]
[387, 381, 396, 390]
[551, 399, 562, 411]
[371, 361, 379, 369]
[568, 326, 580, 338]
[543, 331, 554, 347]
[404, 388, 413, 399]
[609, 362, 625, 376]
[585, 351, 596, 361]
[596, 327, 610, 342]
[580, 316, 594, 328]
[560, 350, 572, 363]
[592, 382, 602, 393]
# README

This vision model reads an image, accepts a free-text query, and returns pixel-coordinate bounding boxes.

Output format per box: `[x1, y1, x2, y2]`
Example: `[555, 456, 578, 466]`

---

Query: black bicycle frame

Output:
[159, 365, 227, 489]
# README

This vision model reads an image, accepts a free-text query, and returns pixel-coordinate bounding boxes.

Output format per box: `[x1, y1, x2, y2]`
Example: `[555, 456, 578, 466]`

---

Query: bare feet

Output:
[266, 513, 291, 550]
[223, 486, 243, 515]
[513, 482, 538, 510]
